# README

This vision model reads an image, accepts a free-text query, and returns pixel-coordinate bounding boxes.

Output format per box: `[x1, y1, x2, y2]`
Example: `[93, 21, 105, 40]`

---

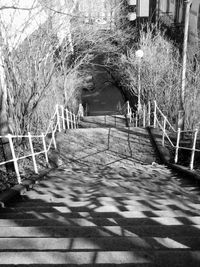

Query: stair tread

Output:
[0, 250, 200, 266]
[0, 225, 200, 238]
[1, 236, 199, 250]
[1, 216, 200, 227]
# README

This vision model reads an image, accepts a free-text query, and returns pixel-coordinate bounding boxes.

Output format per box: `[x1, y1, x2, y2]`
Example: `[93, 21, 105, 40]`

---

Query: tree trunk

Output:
[0, 50, 15, 173]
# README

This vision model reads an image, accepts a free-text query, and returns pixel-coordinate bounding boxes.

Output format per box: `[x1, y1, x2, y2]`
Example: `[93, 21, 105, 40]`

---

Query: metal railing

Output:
[0, 104, 79, 184]
[124, 100, 200, 171]
[149, 101, 200, 171]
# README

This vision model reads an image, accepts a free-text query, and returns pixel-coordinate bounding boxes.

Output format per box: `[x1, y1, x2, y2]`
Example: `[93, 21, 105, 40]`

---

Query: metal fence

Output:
[0, 105, 79, 184]
[130, 100, 200, 171]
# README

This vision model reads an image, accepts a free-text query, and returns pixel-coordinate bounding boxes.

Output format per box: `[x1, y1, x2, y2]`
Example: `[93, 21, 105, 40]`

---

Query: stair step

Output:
[7, 198, 200, 211]
[0, 236, 196, 251]
[1, 250, 200, 266]
[0, 251, 153, 265]
[0, 225, 200, 238]
[0, 210, 199, 219]
[1, 216, 200, 227]
[2, 204, 200, 213]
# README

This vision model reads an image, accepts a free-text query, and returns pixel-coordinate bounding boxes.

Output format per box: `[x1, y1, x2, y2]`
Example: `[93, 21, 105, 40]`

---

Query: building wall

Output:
[189, 0, 199, 49]
[154, 0, 200, 56]
[77, 0, 120, 25]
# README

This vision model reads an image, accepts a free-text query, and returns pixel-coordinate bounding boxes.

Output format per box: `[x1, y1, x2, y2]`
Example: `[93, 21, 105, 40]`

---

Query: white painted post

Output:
[73, 114, 76, 129]
[135, 112, 138, 128]
[175, 128, 181, 164]
[42, 133, 49, 163]
[148, 101, 151, 126]
[153, 101, 157, 128]
[70, 112, 73, 129]
[7, 134, 21, 184]
[143, 104, 146, 127]
[61, 106, 66, 130]
[190, 129, 198, 170]
[28, 132, 38, 174]
[162, 116, 167, 147]
[76, 116, 79, 128]
[52, 129, 57, 149]
[65, 109, 70, 129]
[126, 101, 131, 124]
[56, 105, 61, 132]
[78, 103, 84, 120]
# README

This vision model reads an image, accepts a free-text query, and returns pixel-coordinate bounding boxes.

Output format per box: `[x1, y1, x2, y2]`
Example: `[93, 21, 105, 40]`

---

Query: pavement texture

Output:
[1, 123, 200, 266]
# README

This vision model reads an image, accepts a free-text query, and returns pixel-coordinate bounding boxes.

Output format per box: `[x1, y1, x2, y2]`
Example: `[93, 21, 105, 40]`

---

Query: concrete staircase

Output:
[79, 114, 127, 128]
[1, 116, 200, 266]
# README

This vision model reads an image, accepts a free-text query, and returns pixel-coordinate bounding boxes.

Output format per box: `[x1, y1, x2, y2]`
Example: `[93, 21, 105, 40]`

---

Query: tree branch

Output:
[0, 6, 37, 11]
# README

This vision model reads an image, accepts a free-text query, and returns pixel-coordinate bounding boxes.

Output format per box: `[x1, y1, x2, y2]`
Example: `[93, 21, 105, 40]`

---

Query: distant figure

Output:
[78, 103, 84, 119]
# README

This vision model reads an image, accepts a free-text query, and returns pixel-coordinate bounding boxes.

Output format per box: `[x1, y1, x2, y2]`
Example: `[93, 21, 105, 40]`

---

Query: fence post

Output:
[70, 112, 73, 129]
[126, 101, 131, 124]
[61, 106, 66, 131]
[28, 132, 38, 174]
[76, 115, 79, 128]
[190, 129, 198, 170]
[7, 134, 21, 184]
[65, 109, 70, 129]
[153, 101, 157, 128]
[56, 105, 61, 132]
[73, 114, 76, 129]
[148, 101, 151, 126]
[175, 128, 181, 164]
[135, 112, 138, 128]
[42, 133, 49, 164]
[143, 104, 146, 127]
[78, 103, 84, 120]
[162, 116, 167, 147]
[52, 129, 57, 149]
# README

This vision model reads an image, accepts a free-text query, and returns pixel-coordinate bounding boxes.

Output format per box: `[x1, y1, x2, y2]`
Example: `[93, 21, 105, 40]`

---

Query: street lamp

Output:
[178, 0, 191, 130]
[135, 49, 144, 114]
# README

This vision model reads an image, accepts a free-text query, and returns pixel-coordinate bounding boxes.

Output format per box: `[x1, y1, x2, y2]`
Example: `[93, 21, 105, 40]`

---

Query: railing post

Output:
[56, 105, 61, 132]
[143, 104, 146, 127]
[78, 103, 84, 120]
[52, 129, 57, 149]
[70, 112, 73, 129]
[61, 105, 66, 130]
[28, 132, 38, 174]
[153, 101, 157, 128]
[76, 115, 79, 128]
[73, 114, 76, 129]
[7, 134, 21, 184]
[162, 116, 167, 146]
[148, 101, 151, 126]
[135, 112, 138, 128]
[126, 101, 131, 124]
[190, 129, 198, 170]
[65, 109, 70, 129]
[42, 133, 49, 164]
[175, 128, 181, 164]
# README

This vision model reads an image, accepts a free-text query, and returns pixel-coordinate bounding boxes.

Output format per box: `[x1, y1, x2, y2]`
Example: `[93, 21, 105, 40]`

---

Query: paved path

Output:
[82, 55, 125, 115]
[1, 127, 200, 266]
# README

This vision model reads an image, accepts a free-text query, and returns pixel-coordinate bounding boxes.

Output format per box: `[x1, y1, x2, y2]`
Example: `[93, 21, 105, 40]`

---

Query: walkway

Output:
[1, 126, 200, 266]
[82, 54, 126, 115]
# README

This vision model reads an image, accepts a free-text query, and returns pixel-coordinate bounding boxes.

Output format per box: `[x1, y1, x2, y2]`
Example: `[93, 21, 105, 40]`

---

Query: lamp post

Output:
[178, 0, 191, 130]
[135, 49, 144, 114]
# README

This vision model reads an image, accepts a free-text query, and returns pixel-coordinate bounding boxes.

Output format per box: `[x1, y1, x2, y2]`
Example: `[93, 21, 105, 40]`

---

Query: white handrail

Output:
[0, 104, 79, 184]
[152, 100, 200, 170]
